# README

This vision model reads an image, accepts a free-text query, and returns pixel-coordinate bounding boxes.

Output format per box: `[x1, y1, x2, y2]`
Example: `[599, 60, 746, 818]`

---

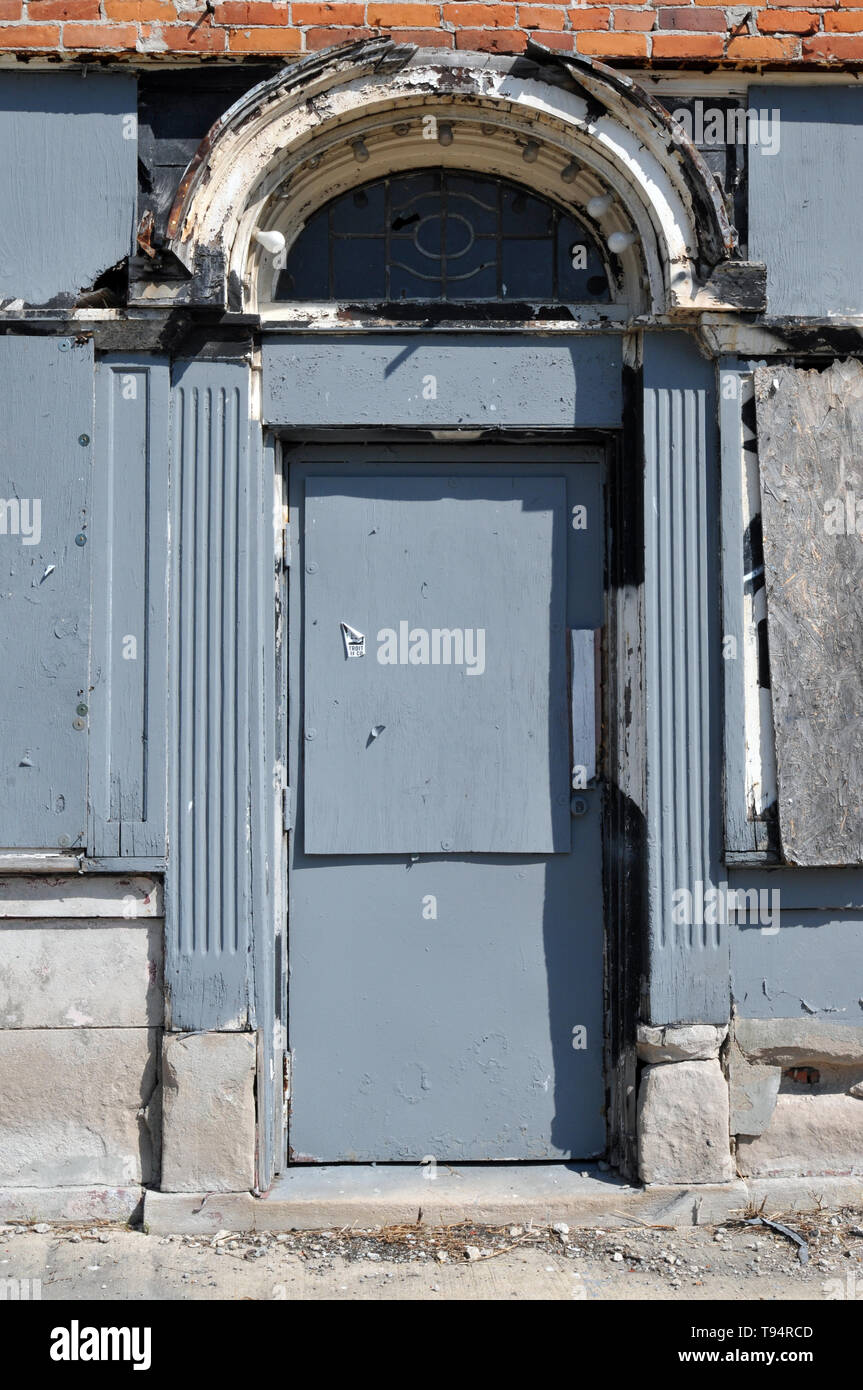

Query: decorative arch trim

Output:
[152, 38, 763, 319]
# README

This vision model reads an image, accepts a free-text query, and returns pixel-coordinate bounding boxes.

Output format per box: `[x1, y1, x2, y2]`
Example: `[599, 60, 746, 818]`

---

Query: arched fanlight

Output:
[271, 168, 615, 310]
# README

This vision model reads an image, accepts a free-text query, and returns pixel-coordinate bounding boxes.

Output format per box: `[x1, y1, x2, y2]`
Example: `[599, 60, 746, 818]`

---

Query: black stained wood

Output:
[755, 359, 863, 866]
[137, 68, 281, 239]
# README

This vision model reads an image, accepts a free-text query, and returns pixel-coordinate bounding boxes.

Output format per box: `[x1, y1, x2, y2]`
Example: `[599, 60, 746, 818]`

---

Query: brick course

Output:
[1, 0, 862, 63]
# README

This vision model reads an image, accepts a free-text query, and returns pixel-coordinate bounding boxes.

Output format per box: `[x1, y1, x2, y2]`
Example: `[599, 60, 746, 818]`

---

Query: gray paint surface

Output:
[643, 334, 726, 1024]
[719, 357, 758, 857]
[728, 866, 863, 912]
[0, 336, 92, 848]
[90, 358, 169, 857]
[748, 85, 863, 318]
[0, 72, 137, 306]
[570, 628, 598, 785]
[303, 475, 568, 854]
[733, 911, 863, 1024]
[288, 448, 605, 1161]
[755, 360, 863, 866]
[263, 336, 623, 429]
[166, 361, 274, 1040]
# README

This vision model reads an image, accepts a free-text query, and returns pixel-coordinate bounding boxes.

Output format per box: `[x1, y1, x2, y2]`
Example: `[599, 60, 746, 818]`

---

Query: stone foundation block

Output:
[737, 1087, 863, 1178]
[638, 1059, 735, 1184]
[160, 1032, 256, 1193]
[0, 924, 163, 1027]
[637, 1023, 728, 1063]
[729, 1041, 781, 1137]
[0, 1030, 158, 1186]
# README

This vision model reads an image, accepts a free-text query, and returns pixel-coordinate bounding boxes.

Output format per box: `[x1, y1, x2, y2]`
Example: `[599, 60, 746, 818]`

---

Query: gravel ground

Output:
[2, 1207, 863, 1300]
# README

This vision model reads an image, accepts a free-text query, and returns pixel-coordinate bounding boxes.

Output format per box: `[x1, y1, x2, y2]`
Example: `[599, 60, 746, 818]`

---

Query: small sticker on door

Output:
[340, 622, 366, 659]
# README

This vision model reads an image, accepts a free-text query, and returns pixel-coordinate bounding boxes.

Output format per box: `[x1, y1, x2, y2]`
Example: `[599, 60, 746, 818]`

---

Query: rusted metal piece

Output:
[525, 40, 739, 268]
[165, 36, 416, 244]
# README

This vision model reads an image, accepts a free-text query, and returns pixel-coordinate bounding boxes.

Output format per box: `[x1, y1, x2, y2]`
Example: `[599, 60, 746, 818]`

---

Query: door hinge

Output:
[282, 785, 292, 833]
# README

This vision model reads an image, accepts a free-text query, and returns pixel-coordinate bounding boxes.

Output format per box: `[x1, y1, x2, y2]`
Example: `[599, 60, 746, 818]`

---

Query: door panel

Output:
[303, 476, 568, 854]
[287, 449, 605, 1162]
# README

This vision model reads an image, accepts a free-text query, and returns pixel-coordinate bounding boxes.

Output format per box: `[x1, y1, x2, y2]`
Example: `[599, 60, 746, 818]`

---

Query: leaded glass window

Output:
[274, 169, 612, 306]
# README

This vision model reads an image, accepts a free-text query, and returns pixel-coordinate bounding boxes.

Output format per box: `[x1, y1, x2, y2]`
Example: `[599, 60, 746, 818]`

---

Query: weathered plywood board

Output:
[0, 71, 137, 306]
[755, 360, 863, 866]
[0, 336, 92, 848]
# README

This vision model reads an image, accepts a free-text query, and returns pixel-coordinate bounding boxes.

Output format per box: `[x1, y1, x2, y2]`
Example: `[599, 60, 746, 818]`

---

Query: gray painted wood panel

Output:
[91, 358, 169, 857]
[755, 359, 863, 866]
[0, 72, 137, 307]
[733, 910, 863, 1023]
[728, 866, 863, 912]
[303, 475, 568, 854]
[166, 361, 275, 1039]
[748, 85, 863, 318]
[570, 628, 598, 785]
[288, 448, 606, 1161]
[719, 358, 758, 857]
[0, 336, 92, 848]
[263, 335, 623, 429]
[643, 334, 727, 1024]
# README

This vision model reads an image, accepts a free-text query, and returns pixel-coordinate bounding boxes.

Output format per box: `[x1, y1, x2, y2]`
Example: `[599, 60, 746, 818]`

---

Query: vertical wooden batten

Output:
[643, 334, 727, 1025]
[91, 357, 170, 859]
[165, 361, 276, 1092]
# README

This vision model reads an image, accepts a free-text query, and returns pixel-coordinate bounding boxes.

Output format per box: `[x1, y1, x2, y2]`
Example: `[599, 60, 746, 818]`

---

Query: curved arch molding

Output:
[144, 37, 764, 319]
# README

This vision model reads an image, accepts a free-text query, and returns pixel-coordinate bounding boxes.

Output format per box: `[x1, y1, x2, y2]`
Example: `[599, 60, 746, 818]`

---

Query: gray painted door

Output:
[287, 447, 605, 1161]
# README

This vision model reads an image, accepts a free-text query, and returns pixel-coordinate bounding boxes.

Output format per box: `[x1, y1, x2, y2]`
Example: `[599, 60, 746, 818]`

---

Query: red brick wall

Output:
[1, 0, 862, 64]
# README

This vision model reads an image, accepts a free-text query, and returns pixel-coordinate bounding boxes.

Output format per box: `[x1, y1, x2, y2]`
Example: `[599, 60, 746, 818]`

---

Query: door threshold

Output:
[142, 1165, 863, 1234]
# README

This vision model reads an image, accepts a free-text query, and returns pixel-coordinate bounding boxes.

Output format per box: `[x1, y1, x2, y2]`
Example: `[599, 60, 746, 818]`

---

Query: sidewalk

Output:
[2, 1210, 861, 1301]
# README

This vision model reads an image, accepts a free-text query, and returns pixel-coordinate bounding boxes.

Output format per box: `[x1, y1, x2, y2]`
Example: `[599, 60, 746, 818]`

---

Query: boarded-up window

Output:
[755, 360, 863, 866]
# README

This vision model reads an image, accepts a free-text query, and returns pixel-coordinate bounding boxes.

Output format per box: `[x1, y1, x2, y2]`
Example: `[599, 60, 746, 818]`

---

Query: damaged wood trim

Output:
[525, 41, 739, 271]
[164, 36, 416, 245]
[154, 44, 735, 318]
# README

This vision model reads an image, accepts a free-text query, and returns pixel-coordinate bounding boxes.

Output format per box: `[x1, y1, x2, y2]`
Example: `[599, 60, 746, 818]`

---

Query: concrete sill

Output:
[143, 1168, 863, 1235]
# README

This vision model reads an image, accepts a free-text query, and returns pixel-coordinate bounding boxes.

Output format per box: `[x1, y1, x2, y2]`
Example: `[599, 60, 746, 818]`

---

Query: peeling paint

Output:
[148, 40, 745, 320]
